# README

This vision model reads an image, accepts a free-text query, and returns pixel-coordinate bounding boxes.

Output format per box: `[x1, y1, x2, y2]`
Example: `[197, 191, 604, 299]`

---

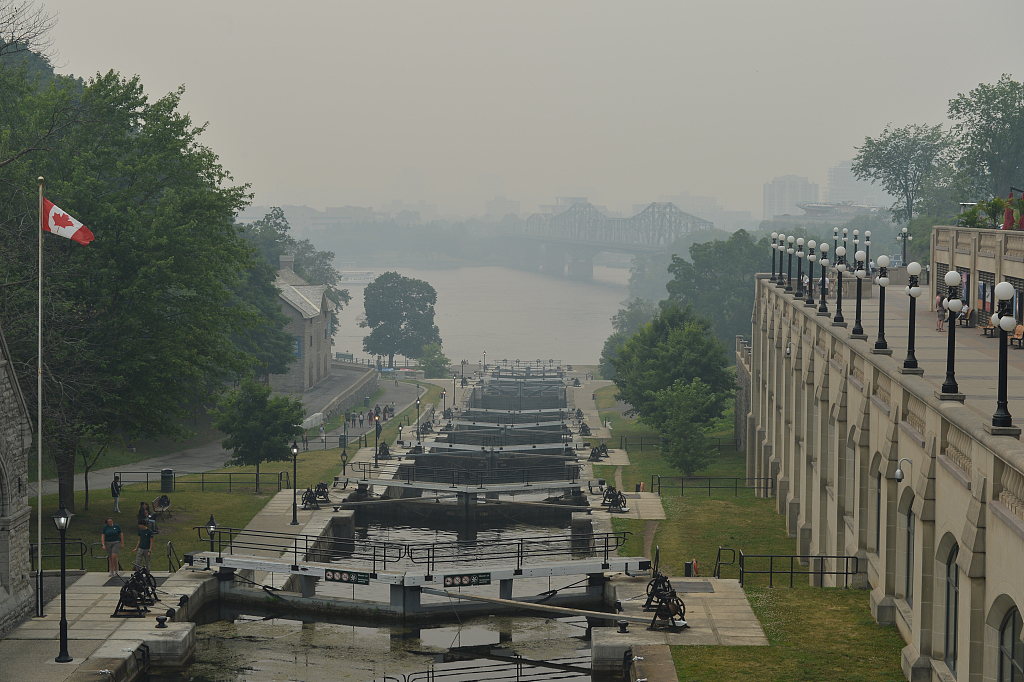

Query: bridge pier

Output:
[541, 245, 566, 276]
[567, 254, 594, 280]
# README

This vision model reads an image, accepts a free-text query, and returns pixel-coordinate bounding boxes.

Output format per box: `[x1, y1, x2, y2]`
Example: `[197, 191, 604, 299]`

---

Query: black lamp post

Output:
[290, 442, 299, 525]
[785, 235, 795, 293]
[373, 415, 380, 468]
[442, 389, 446, 413]
[992, 281, 1018, 427]
[776, 234, 787, 288]
[851, 249, 867, 339]
[415, 397, 421, 441]
[206, 514, 217, 553]
[483, 351, 486, 372]
[902, 262, 923, 373]
[51, 500, 73, 663]
[834, 244, 847, 324]
[805, 240, 817, 306]
[817, 242, 829, 314]
[865, 230, 872, 272]
[897, 226, 912, 264]
[398, 424, 403, 446]
[342, 420, 348, 458]
[941, 270, 963, 396]
[873, 255, 891, 351]
[795, 238, 805, 298]
[833, 226, 839, 256]
[770, 232, 778, 282]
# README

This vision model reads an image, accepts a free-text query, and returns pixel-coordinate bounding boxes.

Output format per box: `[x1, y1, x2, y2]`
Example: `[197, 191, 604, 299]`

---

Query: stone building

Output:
[270, 255, 333, 394]
[0, 322, 34, 638]
[736, 228, 1024, 681]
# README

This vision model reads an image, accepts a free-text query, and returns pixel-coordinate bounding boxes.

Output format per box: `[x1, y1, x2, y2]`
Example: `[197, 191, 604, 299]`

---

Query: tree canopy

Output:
[419, 342, 451, 379]
[360, 271, 441, 368]
[948, 74, 1024, 199]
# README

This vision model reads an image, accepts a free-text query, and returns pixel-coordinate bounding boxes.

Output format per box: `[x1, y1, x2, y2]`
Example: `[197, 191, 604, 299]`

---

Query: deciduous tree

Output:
[360, 272, 441, 368]
[419, 342, 450, 378]
[948, 74, 1024, 198]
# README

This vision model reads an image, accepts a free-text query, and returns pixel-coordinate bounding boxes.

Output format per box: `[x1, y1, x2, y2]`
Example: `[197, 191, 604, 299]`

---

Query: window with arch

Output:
[1001, 607, 1023, 682]
[944, 545, 959, 674]
[905, 507, 915, 607]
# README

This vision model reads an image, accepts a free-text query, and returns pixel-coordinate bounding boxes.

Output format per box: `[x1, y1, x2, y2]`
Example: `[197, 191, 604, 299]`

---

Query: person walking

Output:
[936, 294, 946, 332]
[302, 433, 308, 451]
[132, 520, 155, 573]
[319, 424, 326, 444]
[101, 517, 124, 577]
[111, 475, 122, 513]
[359, 412, 364, 428]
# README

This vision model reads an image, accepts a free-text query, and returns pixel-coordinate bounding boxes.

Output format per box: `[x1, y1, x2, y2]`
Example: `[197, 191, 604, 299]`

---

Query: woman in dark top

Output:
[101, 518, 124, 577]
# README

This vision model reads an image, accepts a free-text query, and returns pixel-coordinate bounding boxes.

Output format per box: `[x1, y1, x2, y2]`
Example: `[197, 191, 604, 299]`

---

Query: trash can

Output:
[635, 483, 641, 493]
[364, 396, 370, 408]
[161, 468, 174, 492]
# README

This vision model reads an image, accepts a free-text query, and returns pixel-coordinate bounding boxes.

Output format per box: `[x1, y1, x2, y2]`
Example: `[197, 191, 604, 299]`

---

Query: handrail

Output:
[619, 435, 659, 452]
[738, 551, 860, 588]
[115, 470, 288, 492]
[29, 539, 88, 570]
[649, 475, 774, 498]
[405, 531, 628, 573]
[713, 546, 736, 579]
[167, 541, 181, 572]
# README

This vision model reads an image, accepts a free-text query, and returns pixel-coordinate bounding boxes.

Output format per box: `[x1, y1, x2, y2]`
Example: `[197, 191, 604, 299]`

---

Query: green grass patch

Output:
[594, 384, 619, 410]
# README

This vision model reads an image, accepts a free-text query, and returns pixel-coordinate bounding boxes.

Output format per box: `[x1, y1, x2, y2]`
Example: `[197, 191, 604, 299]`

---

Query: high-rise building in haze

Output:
[484, 196, 520, 219]
[763, 175, 819, 220]
[825, 160, 888, 206]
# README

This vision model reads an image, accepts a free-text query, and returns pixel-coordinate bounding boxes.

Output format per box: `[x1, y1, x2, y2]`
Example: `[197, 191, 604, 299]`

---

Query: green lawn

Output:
[592, 385, 906, 682]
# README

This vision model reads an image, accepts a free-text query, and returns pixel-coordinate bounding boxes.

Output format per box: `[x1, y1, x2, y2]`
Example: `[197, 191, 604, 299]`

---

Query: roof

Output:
[275, 268, 329, 318]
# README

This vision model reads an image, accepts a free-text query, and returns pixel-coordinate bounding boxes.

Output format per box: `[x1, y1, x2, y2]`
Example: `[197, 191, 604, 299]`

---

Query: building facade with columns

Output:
[737, 230, 1024, 680]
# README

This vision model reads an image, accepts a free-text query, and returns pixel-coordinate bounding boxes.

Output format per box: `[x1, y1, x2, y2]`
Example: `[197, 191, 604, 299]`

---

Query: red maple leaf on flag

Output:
[51, 212, 74, 229]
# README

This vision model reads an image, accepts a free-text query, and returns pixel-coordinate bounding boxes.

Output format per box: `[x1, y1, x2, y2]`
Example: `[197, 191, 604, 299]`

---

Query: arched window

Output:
[905, 507, 915, 607]
[1001, 607, 1023, 682]
[944, 545, 959, 673]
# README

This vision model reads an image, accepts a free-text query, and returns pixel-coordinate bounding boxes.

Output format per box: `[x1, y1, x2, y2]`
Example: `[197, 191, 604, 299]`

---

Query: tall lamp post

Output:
[900, 262, 924, 374]
[804, 240, 817, 306]
[205, 514, 217, 553]
[776, 234, 787, 288]
[373, 414, 381, 468]
[795, 238, 805, 298]
[897, 227, 913, 264]
[851, 249, 868, 339]
[442, 389, 446, 413]
[398, 424, 403, 446]
[290, 442, 299, 525]
[990, 282, 1019, 431]
[939, 270, 964, 399]
[817, 243, 829, 315]
[415, 398, 421, 441]
[833, 227, 839, 255]
[483, 351, 486, 372]
[770, 232, 779, 282]
[872, 255, 891, 353]
[834, 244, 847, 325]
[52, 500, 73, 663]
[865, 231, 872, 271]
[785, 236, 795, 293]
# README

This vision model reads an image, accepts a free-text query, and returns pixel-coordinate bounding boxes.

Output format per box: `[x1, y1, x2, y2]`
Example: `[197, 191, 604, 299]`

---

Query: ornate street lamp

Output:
[785, 236, 795, 293]
[851, 249, 867, 339]
[442, 389, 447, 413]
[290, 441, 299, 525]
[900, 262, 924, 374]
[865, 231, 872, 271]
[817, 242, 829, 315]
[483, 351, 486, 371]
[873, 255, 891, 353]
[897, 227, 913, 264]
[373, 414, 381, 468]
[51, 500, 73, 663]
[795, 238, 805, 298]
[990, 282, 1018, 429]
[805, 240, 817, 306]
[206, 514, 217, 552]
[398, 424, 403, 446]
[940, 270, 964, 399]
[833, 226, 839, 256]
[416, 397, 421, 441]
[770, 232, 779, 282]
[834, 244, 847, 325]
[776, 234, 787, 288]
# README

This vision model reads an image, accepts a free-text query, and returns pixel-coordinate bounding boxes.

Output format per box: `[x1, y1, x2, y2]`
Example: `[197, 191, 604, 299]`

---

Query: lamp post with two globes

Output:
[785, 236, 795, 293]
[776, 235, 787, 288]
[897, 227, 913, 264]
[817, 242, 829, 315]
[770, 232, 778, 282]
[940, 270, 964, 399]
[851, 249, 868, 340]
[804, 241, 817, 307]
[900, 262, 924, 374]
[873, 255, 892, 353]
[833, 244, 847, 325]
[990, 282, 1019, 430]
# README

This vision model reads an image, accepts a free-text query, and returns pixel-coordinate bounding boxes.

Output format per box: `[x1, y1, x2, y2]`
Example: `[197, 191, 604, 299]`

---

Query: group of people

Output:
[355, 402, 396, 427]
[935, 293, 971, 332]
[103, 475, 157, 576]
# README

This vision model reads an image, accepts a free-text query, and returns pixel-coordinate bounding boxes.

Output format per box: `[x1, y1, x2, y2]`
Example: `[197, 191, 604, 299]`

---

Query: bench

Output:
[1012, 325, 1024, 349]
[151, 495, 171, 520]
[980, 320, 995, 337]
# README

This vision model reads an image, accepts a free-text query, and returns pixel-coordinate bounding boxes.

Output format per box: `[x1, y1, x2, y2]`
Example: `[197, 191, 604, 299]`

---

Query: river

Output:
[331, 265, 631, 367]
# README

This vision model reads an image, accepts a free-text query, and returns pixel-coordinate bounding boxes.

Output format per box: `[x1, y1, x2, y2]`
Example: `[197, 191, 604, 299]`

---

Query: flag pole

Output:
[36, 176, 44, 617]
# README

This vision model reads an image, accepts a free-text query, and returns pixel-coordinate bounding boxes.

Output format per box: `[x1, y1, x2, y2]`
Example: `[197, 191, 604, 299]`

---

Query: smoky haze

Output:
[39, 0, 1024, 218]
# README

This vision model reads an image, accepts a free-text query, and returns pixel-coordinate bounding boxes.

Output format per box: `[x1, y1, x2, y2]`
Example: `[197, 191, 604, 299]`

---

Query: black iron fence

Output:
[29, 539, 89, 570]
[115, 470, 289, 492]
[618, 436, 739, 453]
[736, 551, 860, 588]
[405, 531, 628, 573]
[649, 475, 774, 498]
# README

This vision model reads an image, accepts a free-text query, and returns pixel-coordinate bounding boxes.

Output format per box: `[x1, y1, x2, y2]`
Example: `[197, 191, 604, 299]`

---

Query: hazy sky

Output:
[39, 0, 1024, 218]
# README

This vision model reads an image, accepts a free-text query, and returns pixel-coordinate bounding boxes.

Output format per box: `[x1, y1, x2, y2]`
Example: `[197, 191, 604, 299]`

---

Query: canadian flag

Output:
[42, 198, 94, 245]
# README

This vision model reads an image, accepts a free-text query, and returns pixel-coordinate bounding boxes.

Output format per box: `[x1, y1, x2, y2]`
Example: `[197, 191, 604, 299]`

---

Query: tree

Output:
[663, 230, 770, 352]
[650, 378, 718, 475]
[419, 342, 451, 378]
[599, 299, 656, 380]
[0, 0, 57, 61]
[211, 377, 305, 491]
[610, 304, 731, 425]
[852, 123, 948, 224]
[360, 272, 441, 368]
[948, 74, 1024, 198]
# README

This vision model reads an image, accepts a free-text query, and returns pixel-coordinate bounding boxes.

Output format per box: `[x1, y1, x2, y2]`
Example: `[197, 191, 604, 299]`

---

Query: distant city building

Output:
[826, 160, 889, 206]
[484, 196, 520, 220]
[763, 175, 819, 220]
[379, 200, 437, 223]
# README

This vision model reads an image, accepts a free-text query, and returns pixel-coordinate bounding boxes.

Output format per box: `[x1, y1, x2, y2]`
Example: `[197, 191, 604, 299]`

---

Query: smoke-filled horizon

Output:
[39, 0, 1023, 220]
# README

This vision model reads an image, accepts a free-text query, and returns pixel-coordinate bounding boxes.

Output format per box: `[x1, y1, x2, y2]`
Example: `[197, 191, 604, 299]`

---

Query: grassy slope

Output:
[592, 385, 905, 682]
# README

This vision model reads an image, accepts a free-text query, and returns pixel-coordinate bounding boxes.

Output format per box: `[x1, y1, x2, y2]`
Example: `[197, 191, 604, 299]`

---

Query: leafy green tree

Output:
[948, 74, 1024, 198]
[211, 378, 305, 490]
[419, 342, 451, 378]
[229, 257, 296, 377]
[599, 299, 656, 380]
[610, 304, 731, 424]
[663, 229, 769, 352]
[360, 271, 441, 368]
[852, 123, 948, 224]
[650, 378, 718, 475]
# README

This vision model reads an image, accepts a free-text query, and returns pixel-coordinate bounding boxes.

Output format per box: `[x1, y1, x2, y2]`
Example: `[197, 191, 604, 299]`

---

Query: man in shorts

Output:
[101, 518, 124, 577]
[133, 520, 155, 572]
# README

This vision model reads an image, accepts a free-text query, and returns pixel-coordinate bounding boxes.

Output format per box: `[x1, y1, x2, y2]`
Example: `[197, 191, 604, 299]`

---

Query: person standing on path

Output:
[359, 412, 364, 428]
[111, 475, 122, 512]
[319, 424, 326, 444]
[101, 517, 124, 577]
[936, 294, 946, 332]
[133, 520, 155, 572]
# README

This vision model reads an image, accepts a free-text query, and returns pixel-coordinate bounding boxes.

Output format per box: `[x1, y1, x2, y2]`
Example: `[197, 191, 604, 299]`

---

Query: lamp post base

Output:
[898, 367, 924, 376]
[849, 332, 868, 340]
[983, 423, 1022, 438]
[816, 311, 830, 317]
[870, 348, 893, 356]
[831, 320, 848, 328]
[933, 391, 965, 403]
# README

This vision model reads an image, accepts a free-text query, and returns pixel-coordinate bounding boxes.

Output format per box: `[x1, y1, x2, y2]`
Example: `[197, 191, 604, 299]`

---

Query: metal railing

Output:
[29, 539, 89, 570]
[115, 470, 289, 491]
[167, 541, 182, 572]
[713, 546, 736, 579]
[649, 475, 775, 498]
[353, 462, 582, 486]
[618, 435, 660, 451]
[405, 531, 628, 573]
[736, 551, 860, 588]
